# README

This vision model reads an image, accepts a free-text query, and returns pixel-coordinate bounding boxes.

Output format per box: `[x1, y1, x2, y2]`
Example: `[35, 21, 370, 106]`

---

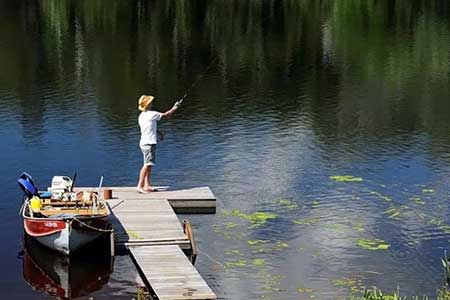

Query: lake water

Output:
[1, 1, 450, 299]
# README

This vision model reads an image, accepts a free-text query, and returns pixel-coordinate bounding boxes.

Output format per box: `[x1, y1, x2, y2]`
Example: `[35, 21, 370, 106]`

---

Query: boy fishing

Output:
[137, 95, 180, 193]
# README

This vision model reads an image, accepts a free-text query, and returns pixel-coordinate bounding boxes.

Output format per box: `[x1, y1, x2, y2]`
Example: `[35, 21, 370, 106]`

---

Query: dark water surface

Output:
[1, 1, 450, 299]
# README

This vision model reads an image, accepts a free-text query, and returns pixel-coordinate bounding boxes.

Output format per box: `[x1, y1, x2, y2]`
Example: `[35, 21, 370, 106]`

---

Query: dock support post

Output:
[110, 230, 115, 257]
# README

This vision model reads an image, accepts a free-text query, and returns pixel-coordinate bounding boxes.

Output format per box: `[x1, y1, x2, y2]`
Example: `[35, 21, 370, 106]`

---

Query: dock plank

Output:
[108, 199, 188, 245]
[77, 186, 216, 214]
[130, 245, 216, 300]
[88, 186, 216, 298]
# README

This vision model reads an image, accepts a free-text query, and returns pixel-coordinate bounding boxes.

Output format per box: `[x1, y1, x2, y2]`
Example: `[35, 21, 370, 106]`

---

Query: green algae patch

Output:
[311, 200, 320, 208]
[357, 238, 390, 250]
[226, 209, 277, 228]
[224, 249, 242, 256]
[275, 241, 288, 249]
[330, 175, 363, 182]
[326, 223, 347, 231]
[353, 222, 365, 232]
[251, 258, 265, 267]
[248, 239, 268, 246]
[385, 207, 402, 219]
[369, 191, 392, 202]
[225, 259, 247, 268]
[224, 221, 239, 228]
[275, 199, 299, 210]
[332, 277, 363, 292]
[293, 218, 319, 225]
[410, 196, 426, 205]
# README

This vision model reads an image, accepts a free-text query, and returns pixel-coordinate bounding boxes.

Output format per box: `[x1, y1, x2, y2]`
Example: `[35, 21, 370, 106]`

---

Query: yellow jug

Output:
[30, 196, 42, 213]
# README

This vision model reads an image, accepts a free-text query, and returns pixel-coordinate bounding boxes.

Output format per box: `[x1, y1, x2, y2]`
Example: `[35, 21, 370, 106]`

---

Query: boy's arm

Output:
[161, 102, 180, 118]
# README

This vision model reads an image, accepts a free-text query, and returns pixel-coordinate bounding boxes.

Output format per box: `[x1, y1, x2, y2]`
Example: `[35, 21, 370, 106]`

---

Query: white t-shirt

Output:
[138, 110, 163, 145]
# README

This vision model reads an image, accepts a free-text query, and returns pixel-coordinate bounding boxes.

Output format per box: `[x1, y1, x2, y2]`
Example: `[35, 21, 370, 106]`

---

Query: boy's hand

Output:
[173, 99, 183, 109]
[157, 130, 165, 141]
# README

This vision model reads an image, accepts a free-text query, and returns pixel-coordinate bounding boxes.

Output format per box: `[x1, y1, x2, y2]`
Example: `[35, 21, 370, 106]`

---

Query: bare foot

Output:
[144, 186, 158, 192]
[137, 187, 150, 194]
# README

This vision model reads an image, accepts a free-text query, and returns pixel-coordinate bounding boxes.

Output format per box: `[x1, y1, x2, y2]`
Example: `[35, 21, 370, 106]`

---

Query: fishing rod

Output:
[175, 56, 218, 108]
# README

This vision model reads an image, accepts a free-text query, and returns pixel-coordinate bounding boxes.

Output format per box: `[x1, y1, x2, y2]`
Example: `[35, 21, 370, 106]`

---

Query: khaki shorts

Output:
[140, 144, 156, 165]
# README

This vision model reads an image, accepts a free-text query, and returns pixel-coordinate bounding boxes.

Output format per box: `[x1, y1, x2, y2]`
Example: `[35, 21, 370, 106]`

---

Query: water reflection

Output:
[21, 236, 113, 299]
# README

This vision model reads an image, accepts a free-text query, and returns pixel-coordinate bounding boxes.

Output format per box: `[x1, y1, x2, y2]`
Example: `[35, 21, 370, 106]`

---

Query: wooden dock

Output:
[130, 245, 216, 300]
[77, 186, 216, 214]
[77, 186, 217, 300]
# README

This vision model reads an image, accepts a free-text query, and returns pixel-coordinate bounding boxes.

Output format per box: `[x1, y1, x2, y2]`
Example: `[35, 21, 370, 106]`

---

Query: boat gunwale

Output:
[21, 199, 111, 222]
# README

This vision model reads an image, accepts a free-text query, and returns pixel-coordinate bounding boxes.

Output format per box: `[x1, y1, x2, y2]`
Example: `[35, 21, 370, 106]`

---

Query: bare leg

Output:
[144, 165, 153, 191]
[137, 165, 149, 192]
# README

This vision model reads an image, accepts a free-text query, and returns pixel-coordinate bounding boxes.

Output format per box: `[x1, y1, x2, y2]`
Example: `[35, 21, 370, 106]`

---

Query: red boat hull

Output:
[24, 219, 66, 237]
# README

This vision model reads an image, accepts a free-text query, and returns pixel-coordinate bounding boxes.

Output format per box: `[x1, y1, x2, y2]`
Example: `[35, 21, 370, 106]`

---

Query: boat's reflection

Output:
[22, 235, 114, 299]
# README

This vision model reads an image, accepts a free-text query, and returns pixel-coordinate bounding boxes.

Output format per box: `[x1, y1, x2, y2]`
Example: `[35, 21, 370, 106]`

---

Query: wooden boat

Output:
[19, 173, 111, 255]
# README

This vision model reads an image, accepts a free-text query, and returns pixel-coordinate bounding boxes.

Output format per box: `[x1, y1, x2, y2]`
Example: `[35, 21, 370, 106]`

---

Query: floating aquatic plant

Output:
[275, 199, 299, 210]
[330, 175, 364, 182]
[225, 259, 247, 268]
[385, 207, 402, 219]
[248, 239, 268, 246]
[326, 223, 347, 231]
[224, 221, 239, 228]
[224, 209, 278, 228]
[410, 196, 426, 205]
[333, 277, 363, 292]
[293, 218, 319, 225]
[252, 258, 265, 267]
[275, 241, 288, 249]
[370, 191, 392, 202]
[353, 222, 365, 232]
[224, 249, 242, 256]
[357, 239, 390, 250]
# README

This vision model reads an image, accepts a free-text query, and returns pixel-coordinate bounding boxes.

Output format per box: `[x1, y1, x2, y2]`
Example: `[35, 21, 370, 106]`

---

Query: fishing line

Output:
[197, 249, 226, 269]
[176, 56, 218, 107]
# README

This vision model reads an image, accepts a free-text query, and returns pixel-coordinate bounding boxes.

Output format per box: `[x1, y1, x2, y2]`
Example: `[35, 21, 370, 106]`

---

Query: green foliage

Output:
[350, 288, 404, 300]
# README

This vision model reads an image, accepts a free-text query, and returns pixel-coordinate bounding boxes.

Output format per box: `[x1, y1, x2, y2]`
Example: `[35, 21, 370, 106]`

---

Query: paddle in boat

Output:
[18, 173, 112, 255]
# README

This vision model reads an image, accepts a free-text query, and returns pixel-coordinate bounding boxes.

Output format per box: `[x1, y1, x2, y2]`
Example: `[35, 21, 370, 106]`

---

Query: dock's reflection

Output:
[21, 235, 114, 299]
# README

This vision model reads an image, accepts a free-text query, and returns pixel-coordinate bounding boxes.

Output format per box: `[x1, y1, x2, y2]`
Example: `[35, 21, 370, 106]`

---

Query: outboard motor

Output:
[18, 172, 39, 199]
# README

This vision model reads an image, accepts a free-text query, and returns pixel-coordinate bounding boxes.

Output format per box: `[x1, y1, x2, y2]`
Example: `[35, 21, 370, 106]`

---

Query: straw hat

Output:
[138, 95, 154, 111]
